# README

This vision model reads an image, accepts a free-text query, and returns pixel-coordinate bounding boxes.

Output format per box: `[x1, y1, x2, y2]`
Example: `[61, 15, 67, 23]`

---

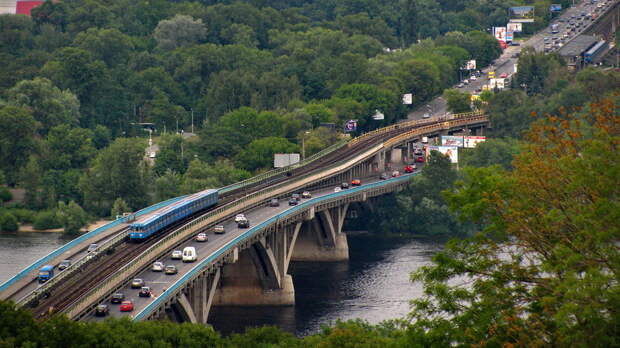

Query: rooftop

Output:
[558, 35, 599, 57]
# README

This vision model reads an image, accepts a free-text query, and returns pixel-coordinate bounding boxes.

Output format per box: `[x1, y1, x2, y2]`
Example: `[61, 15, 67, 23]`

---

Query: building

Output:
[558, 35, 599, 71]
[0, 0, 44, 15]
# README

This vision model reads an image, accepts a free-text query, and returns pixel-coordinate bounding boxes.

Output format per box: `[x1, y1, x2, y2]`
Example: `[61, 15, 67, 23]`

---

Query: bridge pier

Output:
[291, 204, 350, 262]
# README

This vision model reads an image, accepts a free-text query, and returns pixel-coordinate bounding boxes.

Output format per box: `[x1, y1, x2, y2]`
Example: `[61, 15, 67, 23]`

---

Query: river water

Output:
[0, 232, 441, 336]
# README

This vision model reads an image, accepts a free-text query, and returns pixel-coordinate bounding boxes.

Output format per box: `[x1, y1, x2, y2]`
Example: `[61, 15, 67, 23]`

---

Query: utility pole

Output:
[191, 108, 194, 134]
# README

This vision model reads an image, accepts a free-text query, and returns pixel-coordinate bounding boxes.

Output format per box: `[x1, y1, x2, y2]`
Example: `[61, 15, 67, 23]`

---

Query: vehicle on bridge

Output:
[237, 217, 250, 228]
[38, 265, 54, 283]
[404, 165, 415, 173]
[182, 247, 197, 262]
[120, 300, 133, 312]
[95, 304, 109, 317]
[129, 189, 218, 241]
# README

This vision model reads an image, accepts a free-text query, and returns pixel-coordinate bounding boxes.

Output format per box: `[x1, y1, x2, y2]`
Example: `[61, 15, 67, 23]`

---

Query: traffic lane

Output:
[92, 173, 418, 320]
[8, 225, 129, 302]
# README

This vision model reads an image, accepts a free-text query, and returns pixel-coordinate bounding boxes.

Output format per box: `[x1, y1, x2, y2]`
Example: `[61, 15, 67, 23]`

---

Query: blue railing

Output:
[133, 173, 416, 321]
[0, 195, 188, 294]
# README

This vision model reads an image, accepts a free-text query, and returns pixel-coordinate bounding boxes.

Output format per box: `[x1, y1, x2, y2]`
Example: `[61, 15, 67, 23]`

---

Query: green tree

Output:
[153, 15, 207, 51]
[0, 106, 38, 185]
[0, 212, 18, 232]
[234, 137, 299, 172]
[110, 197, 130, 219]
[73, 27, 134, 67]
[460, 137, 521, 170]
[57, 200, 88, 235]
[443, 88, 472, 113]
[153, 134, 188, 175]
[155, 170, 182, 201]
[42, 125, 95, 170]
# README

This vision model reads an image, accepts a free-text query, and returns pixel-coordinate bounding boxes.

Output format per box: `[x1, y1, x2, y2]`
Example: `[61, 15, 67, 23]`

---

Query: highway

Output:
[407, 0, 615, 121]
[89, 172, 417, 320]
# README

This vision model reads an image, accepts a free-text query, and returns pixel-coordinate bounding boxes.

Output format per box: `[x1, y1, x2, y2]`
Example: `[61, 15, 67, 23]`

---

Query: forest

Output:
[0, 0, 574, 231]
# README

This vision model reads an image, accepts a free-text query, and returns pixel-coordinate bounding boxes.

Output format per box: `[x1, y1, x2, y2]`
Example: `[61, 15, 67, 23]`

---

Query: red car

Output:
[404, 165, 415, 173]
[415, 155, 425, 163]
[351, 179, 361, 186]
[500, 73, 508, 78]
[120, 300, 134, 312]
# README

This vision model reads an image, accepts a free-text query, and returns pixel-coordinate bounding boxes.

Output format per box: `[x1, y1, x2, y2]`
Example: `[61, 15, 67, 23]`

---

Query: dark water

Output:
[209, 235, 441, 336]
[0, 232, 71, 284]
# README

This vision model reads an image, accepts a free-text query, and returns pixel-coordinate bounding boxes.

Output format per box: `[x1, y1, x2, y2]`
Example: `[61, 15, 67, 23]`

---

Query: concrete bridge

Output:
[1, 112, 489, 325]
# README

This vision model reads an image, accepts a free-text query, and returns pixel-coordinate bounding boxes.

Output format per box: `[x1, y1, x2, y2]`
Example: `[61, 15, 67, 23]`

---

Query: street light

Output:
[301, 131, 310, 160]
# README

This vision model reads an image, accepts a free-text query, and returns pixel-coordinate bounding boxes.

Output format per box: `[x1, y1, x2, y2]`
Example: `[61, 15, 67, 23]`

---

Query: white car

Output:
[152, 261, 164, 272]
[171, 250, 183, 260]
[422, 113, 431, 119]
[234, 214, 245, 223]
[470, 75, 477, 81]
[195, 233, 208, 242]
[334, 187, 342, 193]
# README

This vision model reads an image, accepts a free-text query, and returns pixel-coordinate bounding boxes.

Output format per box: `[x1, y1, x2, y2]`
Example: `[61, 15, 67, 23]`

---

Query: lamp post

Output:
[190, 108, 194, 134]
[301, 131, 310, 160]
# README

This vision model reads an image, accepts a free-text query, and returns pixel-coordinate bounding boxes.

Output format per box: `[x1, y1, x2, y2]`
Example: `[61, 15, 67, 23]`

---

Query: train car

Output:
[129, 189, 218, 241]
[584, 41, 607, 64]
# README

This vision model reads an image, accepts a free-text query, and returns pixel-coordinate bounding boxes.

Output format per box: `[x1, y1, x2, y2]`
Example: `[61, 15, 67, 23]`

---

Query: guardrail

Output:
[219, 139, 349, 195]
[66, 114, 488, 319]
[133, 172, 416, 321]
[0, 195, 187, 299]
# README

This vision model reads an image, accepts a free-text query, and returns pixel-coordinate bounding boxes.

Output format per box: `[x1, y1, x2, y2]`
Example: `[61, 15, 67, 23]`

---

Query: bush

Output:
[0, 187, 12, 202]
[33, 211, 61, 230]
[0, 212, 18, 232]
[10, 209, 36, 223]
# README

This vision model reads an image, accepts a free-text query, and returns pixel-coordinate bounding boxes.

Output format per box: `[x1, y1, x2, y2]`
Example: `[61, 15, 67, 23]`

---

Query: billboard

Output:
[550, 4, 562, 12]
[441, 136, 464, 147]
[493, 27, 507, 41]
[464, 136, 486, 148]
[428, 146, 458, 164]
[274, 153, 300, 168]
[402, 93, 413, 105]
[506, 31, 514, 43]
[372, 110, 385, 120]
[507, 22, 523, 33]
[489, 78, 505, 89]
[510, 6, 535, 23]
[464, 60, 476, 70]
[344, 119, 357, 133]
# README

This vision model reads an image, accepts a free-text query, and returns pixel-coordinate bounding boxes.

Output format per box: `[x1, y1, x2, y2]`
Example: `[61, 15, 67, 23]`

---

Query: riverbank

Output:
[13, 219, 112, 233]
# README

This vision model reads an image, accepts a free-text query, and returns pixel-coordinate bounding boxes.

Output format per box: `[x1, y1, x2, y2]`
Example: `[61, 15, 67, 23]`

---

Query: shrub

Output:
[0, 187, 12, 202]
[0, 212, 18, 232]
[10, 209, 36, 223]
[33, 211, 61, 230]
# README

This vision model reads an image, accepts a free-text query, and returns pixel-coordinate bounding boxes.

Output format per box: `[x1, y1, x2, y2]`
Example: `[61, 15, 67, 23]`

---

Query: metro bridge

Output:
[0, 112, 489, 324]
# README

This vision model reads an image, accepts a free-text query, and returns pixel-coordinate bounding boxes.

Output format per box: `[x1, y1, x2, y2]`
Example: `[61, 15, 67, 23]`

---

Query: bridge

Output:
[1, 112, 488, 324]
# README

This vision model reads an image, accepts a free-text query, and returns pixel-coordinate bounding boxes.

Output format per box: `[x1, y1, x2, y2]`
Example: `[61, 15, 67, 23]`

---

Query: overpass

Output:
[1, 112, 488, 324]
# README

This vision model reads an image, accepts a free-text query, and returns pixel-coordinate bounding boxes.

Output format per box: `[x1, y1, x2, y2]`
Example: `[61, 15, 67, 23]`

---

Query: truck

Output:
[550, 24, 559, 34]
[38, 265, 54, 283]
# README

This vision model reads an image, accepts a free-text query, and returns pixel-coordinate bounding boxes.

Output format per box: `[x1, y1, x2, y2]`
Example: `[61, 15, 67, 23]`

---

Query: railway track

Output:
[28, 118, 439, 319]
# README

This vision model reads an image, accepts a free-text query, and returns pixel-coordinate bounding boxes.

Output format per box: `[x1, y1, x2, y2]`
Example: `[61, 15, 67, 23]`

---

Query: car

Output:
[95, 304, 109, 317]
[288, 198, 298, 206]
[131, 278, 144, 289]
[457, 83, 464, 88]
[171, 250, 183, 260]
[511, 42, 521, 46]
[415, 155, 426, 163]
[234, 214, 246, 223]
[152, 261, 164, 272]
[138, 286, 151, 298]
[182, 246, 197, 262]
[165, 265, 178, 275]
[195, 233, 208, 242]
[291, 193, 301, 201]
[237, 217, 250, 228]
[463, 79, 469, 85]
[404, 165, 415, 173]
[302, 191, 312, 198]
[87, 243, 99, 253]
[470, 75, 477, 81]
[500, 73, 508, 78]
[120, 300, 134, 312]
[391, 170, 400, 177]
[213, 225, 225, 234]
[351, 179, 361, 186]
[341, 182, 350, 189]
[58, 259, 71, 271]
[110, 293, 124, 304]
[544, 37, 550, 42]
[422, 113, 430, 119]
[334, 187, 342, 192]
[269, 198, 280, 207]
[379, 173, 389, 180]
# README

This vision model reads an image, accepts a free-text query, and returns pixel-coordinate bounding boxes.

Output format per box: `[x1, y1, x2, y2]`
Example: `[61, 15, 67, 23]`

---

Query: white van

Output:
[182, 247, 197, 262]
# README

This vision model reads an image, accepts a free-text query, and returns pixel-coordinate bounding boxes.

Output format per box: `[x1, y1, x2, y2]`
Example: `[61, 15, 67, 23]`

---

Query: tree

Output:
[42, 125, 95, 171]
[155, 170, 182, 201]
[0, 212, 18, 232]
[412, 98, 620, 346]
[153, 15, 207, 51]
[73, 28, 134, 67]
[153, 134, 188, 175]
[0, 106, 38, 185]
[234, 137, 299, 172]
[110, 198, 130, 219]
[57, 200, 88, 235]
[443, 88, 472, 113]
[181, 159, 250, 194]
[460, 137, 521, 170]
[79, 138, 150, 215]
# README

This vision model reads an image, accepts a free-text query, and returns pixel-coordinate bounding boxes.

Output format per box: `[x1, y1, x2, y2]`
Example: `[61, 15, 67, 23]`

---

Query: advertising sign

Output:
[507, 22, 523, 33]
[441, 136, 464, 147]
[464, 60, 476, 70]
[402, 93, 413, 105]
[464, 136, 486, 148]
[274, 153, 300, 168]
[372, 110, 385, 120]
[428, 146, 458, 164]
[550, 4, 562, 12]
[489, 78, 505, 89]
[344, 119, 357, 133]
[506, 31, 514, 42]
[510, 6, 535, 23]
[493, 27, 507, 41]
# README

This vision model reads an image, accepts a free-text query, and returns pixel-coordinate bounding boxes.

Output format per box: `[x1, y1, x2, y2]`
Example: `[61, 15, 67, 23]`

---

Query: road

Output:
[406, 0, 612, 121]
[89, 171, 418, 320]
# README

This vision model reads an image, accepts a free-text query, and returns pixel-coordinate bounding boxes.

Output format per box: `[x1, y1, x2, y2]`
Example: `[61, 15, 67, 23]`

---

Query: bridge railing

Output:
[0, 195, 187, 299]
[66, 115, 488, 319]
[133, 172, 417, 321]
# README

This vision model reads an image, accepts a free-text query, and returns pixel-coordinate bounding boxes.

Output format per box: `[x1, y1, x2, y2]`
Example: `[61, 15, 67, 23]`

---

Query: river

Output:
[0, 232, 441, 336]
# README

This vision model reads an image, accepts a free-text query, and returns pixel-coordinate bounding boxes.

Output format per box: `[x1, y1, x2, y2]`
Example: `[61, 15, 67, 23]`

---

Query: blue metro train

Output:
[129, 189, 218, 241]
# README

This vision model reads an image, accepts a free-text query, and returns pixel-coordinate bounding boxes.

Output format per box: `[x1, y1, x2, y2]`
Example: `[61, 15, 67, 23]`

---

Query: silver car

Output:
[171, 250, 182, 260]
[152, 261, 164, 272]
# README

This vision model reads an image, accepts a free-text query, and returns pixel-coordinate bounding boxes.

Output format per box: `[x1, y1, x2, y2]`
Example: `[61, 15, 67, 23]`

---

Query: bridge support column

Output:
[291, 205, 349, 262]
